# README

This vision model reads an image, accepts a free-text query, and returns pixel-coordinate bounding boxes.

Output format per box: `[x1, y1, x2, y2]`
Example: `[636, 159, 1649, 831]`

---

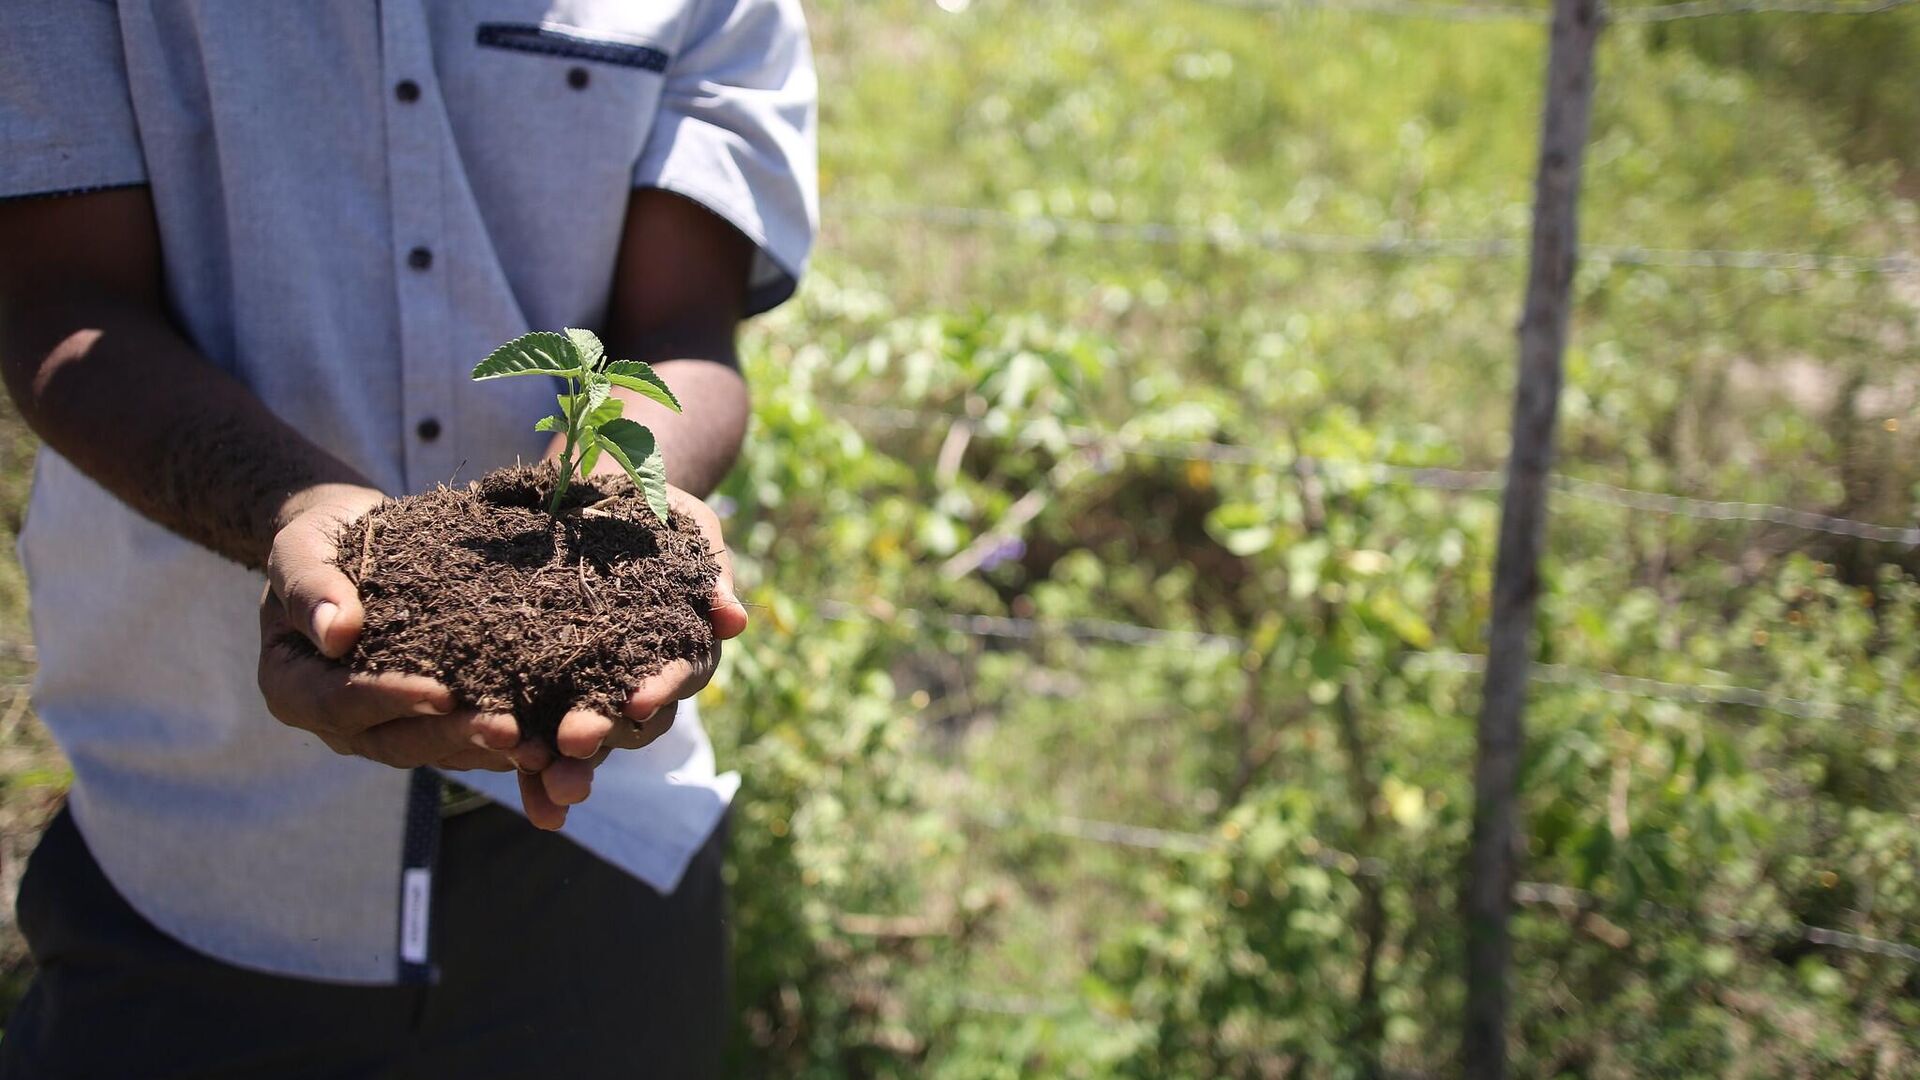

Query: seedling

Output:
[471, 328, 680, 519]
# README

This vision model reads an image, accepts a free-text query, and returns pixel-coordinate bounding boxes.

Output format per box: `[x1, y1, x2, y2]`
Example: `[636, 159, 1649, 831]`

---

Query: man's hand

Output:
[514, 485, 749, 830]
[256, 483, 553, 775]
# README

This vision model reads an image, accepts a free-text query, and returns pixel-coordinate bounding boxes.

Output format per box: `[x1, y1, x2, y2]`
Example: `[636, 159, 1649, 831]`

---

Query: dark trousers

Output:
[0, 802, 729, 1079]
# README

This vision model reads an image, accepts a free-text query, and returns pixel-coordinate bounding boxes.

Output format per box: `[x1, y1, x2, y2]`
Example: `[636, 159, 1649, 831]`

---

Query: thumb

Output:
[269, 516, 365, 660]
[709, 575, 749, 642]
[703, 527, 747, 641]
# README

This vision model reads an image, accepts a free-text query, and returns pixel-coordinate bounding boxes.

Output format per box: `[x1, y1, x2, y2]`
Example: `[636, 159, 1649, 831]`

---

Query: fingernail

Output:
[312, 601, 338, 645]
[415, 699, 451, 716]
[470, 732, 491, 749]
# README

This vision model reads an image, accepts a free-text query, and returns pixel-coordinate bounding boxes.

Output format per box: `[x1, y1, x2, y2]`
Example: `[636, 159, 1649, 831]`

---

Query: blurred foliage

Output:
[1651, 11, 1920, 182]
[702, 0, 1920, 1075]
[0, 0, 1916, 1075]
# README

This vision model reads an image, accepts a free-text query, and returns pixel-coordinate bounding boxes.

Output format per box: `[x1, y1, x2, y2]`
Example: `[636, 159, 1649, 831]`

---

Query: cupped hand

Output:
[516, 485, 748, 830]
[256, 483, 555, 776]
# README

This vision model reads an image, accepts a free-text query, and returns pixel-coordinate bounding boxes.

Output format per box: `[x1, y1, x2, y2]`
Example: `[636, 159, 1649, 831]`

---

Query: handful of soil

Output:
[337, 463, 719, 750]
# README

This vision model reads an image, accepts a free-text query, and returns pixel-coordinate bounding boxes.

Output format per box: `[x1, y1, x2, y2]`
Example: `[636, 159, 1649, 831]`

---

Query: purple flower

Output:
[978, 536, 1027, 571]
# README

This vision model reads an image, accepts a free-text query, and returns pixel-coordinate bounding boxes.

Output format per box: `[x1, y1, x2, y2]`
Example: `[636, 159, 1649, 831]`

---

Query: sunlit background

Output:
[3, 0, 1918, 1074]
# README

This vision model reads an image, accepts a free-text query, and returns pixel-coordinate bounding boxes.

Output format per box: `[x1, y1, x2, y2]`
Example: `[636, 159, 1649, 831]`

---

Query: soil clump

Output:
[337, 463, 718, 749]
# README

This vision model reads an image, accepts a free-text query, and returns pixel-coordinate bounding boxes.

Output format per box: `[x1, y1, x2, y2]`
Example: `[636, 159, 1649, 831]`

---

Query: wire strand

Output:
[1199, 0, 1920, 21]
[1511, 882, 1920, 962]
[819, 598, 1245, 652]
[831, 202, 1919, 276]
[829, 403, 1920, 547]
[1411, 653, 1920, 734]
[962, 808, 1920, 963]
[815, 598, 1920, 733]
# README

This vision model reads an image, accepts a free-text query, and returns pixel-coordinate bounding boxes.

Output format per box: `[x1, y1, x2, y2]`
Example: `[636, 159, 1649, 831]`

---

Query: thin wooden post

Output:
[1463, 0, 1603, 1075]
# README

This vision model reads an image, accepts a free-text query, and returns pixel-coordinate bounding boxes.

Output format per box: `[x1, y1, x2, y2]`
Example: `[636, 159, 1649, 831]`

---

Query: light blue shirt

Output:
[1, 0, 815, 983]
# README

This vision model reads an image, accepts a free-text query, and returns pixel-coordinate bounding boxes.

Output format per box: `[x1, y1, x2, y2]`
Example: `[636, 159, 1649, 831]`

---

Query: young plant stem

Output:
[548, 376, 580, 515]
[471, 329, 677, 522]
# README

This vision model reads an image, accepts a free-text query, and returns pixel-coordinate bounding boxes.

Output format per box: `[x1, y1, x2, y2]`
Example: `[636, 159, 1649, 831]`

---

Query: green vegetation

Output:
[2, 0, 1916, 1073]
[473, 328, 680, 518]
[701, 1, 1919, 1074]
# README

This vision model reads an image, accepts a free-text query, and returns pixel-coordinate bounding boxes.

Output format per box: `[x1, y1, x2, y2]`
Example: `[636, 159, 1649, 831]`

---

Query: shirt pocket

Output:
[444, 12, 681, 302]
[447, 15, 680, 194]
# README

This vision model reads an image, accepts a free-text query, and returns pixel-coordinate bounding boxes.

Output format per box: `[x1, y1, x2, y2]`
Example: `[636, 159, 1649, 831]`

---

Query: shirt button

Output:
[567, 67, 590, 90]
[407, 246, 433, 270]
[395, 79, 421, 103]
[416, 418, 442, 442]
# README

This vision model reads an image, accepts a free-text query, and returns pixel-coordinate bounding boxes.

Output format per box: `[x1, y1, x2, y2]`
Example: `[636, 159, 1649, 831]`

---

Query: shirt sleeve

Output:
[634, 0, 818, 316]
[0, 0, 147, 201]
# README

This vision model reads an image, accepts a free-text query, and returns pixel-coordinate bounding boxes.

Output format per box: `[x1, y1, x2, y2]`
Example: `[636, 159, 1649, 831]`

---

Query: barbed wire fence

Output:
[801, 0, 1920, 1071]
[815, 590, 1920, 997]
[1194, 0, 1918, 24]
[833, 202, 1920, 276]
[813, 599, 1920, 734]
[827, 402, 1920, 546]
[966, 811, 1920, 963]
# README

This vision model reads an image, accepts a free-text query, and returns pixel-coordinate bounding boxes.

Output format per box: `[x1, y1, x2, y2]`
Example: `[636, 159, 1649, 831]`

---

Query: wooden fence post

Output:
[1463, 0, 1603, 1075]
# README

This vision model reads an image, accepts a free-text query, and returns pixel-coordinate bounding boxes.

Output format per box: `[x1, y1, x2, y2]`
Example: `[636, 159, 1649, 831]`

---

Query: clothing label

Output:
[400, 868, 431, 964]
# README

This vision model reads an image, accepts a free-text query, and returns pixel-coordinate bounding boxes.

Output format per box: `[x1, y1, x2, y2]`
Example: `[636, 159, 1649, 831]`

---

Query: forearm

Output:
[618, 359, 747, 498]
[0, 289, 371, 569]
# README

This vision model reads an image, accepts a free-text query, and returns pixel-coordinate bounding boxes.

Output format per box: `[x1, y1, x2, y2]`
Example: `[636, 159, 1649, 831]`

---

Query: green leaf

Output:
[578, 440, 603, 477]
[576, 393, 622, 440]
[557, 383, 616, 423]
[566, 327, 605, 372]
[578, 376, 611, 427]
[634, 444, 670, 521]
[1367, 591, 1434, 649]
[1206, 502, 1274, 556]
[472, 331, 578, 380]
[583, 396, 624, 430]
[603, 361, 681, 413]
[533, 414, 564, 432]
[596, 417, 671, 522]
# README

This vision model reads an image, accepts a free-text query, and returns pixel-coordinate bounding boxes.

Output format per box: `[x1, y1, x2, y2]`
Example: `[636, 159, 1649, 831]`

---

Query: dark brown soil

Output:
[337, 463, 718, 749]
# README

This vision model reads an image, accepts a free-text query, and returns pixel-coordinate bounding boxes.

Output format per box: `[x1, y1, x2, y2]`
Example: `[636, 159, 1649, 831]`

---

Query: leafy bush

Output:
[697, 2, 1920, 1073]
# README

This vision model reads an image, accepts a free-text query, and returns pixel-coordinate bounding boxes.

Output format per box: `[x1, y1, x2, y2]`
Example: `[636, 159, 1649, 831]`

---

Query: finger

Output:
[505, 738, 555, 774]
[268, 516, 366, 660]
[259, 644, 456, 739]
[707, 567, 747, 640]
[518, 770, 568, 831]
[554, 709, 616, 760]
[677, 491, 747, 640]
[624, 655, 717, 723]
[613, 700, 676, 750]
[600, 705, 661, 751]
[468, 711, 522, 752]
[706, 546, 748, 641]
[314, 731, 356, 757]
[257, 587, 315, 665]
[435, 749, 517, 772]
[540, 756, 599, 807]
[348, 709, 509, 769]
